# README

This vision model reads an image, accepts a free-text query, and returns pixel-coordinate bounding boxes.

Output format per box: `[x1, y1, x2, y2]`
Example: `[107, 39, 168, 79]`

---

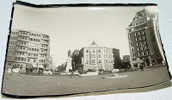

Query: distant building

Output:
[80, 41, 114, 71]
[127, 9, 163, 68]
[6, 30, 51, 72]
[112, 48, 121, 68]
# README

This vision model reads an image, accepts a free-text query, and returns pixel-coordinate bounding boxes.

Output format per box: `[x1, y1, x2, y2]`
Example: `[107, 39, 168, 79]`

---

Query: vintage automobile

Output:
[43, 70, 53, 75]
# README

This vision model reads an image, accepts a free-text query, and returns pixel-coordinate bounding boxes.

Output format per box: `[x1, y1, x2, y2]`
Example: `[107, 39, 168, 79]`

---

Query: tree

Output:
[71, 49, 82, 71]
[57, 63, 66, 72]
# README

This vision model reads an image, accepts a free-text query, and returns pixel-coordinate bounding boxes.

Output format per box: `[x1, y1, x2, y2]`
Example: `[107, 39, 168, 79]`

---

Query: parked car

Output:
[43, 70, 53, 75]
[112, 69, 120, 73]
[7, 68, 12, 73]
[12, 68, 20, 73]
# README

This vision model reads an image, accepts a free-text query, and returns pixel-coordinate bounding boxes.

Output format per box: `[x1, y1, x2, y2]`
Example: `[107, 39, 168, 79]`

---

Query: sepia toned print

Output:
[2, 1, 171, 97]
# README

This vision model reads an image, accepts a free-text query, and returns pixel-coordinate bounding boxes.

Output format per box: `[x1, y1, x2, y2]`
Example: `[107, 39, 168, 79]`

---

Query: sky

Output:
[11, 4, 155, 66]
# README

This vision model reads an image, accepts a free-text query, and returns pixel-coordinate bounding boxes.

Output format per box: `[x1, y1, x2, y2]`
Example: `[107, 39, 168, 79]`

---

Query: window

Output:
[92, 54, 96, 58]
[34, 54, 38, 56]
[137, 48, 140, 51]
[91, 60, 96, 64]
[86, 60, 89, 64]
[142, 36, 146, 40]
[105, 60, 107, 63]
[23, 58, 26, 61]
[135, 38, 138, 41]
[86, 55, 89, 58]
[135, 33, 137, 36]
[135, 53, 138, 57]
[98, 55, 101, 58]
[92, 50, 95, 53]
[146, 51, 149, 55]
[44, 49, 47, 52]
[142, 52, 145, 56]
[20, 57, 25, 61]
[98, 60, 102, 63]
[139, 37, 142, 41]
[98, 49, 101, 53]
[140, 47, 143, 51]
[136, 43, 139, 46]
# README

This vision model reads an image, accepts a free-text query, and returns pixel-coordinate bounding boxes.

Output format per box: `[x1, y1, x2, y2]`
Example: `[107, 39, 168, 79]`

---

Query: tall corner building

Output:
[127, 9, 164, 68]
[6, 29, 51, 72]
[81, 41, 116, 71]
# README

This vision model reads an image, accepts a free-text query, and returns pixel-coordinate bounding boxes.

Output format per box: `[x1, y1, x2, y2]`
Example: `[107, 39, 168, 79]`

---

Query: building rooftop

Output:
[90, 41, 98, 47]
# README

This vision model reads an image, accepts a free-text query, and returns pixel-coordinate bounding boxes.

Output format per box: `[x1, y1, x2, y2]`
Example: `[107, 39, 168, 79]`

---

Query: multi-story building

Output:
[80, 41, 114, 71]
[127, 9, 163, 68]
[112, 48, 121, 68]
[6, 29, 51, 72]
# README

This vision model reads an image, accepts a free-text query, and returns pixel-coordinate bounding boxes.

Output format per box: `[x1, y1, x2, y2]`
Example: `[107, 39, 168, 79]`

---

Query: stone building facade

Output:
[81, 41, 114, 71]
[6, 30, 51, 72]
[127, 9, 163, 68]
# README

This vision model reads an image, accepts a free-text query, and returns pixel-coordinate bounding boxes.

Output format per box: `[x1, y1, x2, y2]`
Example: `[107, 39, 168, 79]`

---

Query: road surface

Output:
[2, 66, 171, 97]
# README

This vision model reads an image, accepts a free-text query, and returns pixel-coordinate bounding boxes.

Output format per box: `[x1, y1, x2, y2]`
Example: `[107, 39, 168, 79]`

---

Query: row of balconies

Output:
[85, 54, 113, 58]
[131, 50, 150, 58]
[128, 25, 149, 33]
[17, 35, 50, 43]
[129, 19, 147, 28]
[85, 59, 114, 65]
[12, 55, 49, 64]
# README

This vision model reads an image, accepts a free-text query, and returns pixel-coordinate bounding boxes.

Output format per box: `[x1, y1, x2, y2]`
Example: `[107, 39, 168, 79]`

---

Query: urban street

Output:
[2, 66, 170, 96]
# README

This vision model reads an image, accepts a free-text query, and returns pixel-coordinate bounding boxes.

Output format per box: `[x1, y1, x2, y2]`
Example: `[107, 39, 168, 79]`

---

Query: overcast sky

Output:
[11, 4, 157, 66]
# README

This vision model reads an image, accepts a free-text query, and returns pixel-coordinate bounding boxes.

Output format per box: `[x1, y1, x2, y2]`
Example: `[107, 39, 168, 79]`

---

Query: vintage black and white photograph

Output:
[2, 2, 171, 97]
